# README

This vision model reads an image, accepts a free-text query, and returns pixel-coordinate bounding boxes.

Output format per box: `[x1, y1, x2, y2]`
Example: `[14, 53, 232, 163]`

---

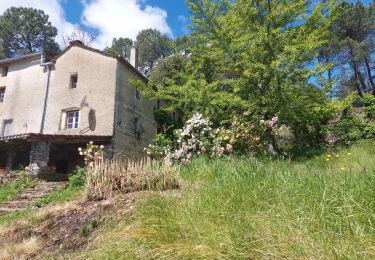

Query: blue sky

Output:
[61, 0, 191, 39]
[0, 0, 371, 49]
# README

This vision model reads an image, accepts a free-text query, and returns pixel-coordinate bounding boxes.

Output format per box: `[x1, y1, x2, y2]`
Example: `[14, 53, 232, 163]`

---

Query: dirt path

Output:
[0, 181, 68, 215]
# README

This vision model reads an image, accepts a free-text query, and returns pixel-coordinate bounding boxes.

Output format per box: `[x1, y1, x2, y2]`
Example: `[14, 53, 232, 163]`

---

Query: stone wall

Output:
[28, 141, 50, 176]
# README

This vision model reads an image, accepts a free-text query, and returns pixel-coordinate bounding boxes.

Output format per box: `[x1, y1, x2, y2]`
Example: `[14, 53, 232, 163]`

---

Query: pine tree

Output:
[0, 7, 59, 57]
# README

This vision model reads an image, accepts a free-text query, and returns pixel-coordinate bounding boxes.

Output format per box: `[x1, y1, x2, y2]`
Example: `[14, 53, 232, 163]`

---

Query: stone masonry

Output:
[29, 141, 50, 176]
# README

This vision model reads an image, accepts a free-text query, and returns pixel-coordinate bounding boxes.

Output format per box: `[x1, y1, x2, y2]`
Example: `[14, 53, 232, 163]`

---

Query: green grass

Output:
[76, 141, 375, 259]
[0, 184, 83, 225]
[0, 177, 37, 204]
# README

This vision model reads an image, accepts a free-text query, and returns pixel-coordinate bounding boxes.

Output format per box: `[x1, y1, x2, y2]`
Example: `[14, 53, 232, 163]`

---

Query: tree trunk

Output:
[364, 58, 375, 96]
[353, 62, 364, 97]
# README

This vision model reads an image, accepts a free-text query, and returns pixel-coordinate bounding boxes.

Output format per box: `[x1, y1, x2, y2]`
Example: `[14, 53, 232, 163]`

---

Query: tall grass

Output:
[78, 141, 375, 259]
[85, 158, 181, 200]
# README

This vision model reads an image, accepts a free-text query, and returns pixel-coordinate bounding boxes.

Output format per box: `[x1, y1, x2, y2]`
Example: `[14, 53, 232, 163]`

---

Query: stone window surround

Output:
[69, 73, 78, 89]
[66, 110, 80, 129]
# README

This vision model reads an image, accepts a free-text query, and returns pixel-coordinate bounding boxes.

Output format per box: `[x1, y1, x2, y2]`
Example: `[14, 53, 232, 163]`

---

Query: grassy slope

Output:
[0, 177, 37, 204]
[77, 141, 373, 259]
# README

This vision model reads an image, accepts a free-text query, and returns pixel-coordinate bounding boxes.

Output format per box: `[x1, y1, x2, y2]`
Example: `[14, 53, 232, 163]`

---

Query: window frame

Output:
[0, 87, 5, 103]
[66, 110, 80, 129]
[134, 117, 140, 139]
[1, 67, 8, 77]
[70, 74, 78, 89]
[2, 119, 12, 137]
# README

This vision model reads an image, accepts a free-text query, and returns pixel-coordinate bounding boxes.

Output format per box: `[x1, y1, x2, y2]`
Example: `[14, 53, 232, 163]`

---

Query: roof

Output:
[0, 133, 112, 143]
[54, 42, 148, 82]
[0, 52, 43, 66]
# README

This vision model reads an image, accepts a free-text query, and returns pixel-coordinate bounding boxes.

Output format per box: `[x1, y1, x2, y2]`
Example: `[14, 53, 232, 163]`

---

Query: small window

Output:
[2, 120, 12, 137]
[70, 74, 78, 89]
[0, 88, 5, 102]
[67, 110, 79, 129]
[1, 67, 8, 77]
[134, 117, 140, 139]
[136, 89, 140, 100]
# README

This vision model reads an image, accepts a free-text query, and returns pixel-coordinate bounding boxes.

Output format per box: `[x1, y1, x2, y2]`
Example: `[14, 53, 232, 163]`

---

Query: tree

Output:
[104, 37, 133, 60]
[0, 41, 5, 59]
[329, 1, 375, 97]
[139, 0, 336, 146]
[62, 25, 96, 47]
[135, 29, 173, 75]
[0, 7, 59, 57]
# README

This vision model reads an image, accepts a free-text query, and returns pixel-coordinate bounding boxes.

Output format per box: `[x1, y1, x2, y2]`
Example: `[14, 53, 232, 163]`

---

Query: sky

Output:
[0, 0, 191, 49]
[0, 0, 371, 50]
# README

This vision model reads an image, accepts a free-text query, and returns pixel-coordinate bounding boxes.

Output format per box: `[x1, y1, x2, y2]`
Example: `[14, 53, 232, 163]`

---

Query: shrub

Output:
[145, 134, 172, 160]
[325, 93, 375, 145]
[170, 113, 216, 164]
[69, 167, 86, 188]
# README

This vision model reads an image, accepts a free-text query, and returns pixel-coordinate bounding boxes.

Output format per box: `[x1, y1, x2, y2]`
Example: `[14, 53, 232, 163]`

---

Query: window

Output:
[67, 110, 79, 129]
[0, 88, 5, 102]
[1, 67, 8, 77]
[70, 74, 78, 89]
[134, 117, 140, 139]
[136, 89, 140, 100]
[2, 120, 12, 137]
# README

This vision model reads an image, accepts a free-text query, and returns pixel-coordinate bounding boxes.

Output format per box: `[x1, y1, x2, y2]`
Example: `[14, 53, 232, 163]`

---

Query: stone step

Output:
[0, 207, 19, 213]
[0, 181, 69, 215]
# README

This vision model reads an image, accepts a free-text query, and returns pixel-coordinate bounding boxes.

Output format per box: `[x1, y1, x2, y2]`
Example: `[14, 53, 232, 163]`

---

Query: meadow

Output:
[76, 141, 375, 259]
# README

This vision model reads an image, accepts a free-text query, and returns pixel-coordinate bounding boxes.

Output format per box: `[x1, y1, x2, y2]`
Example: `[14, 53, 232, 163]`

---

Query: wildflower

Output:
[347, 152, 352, 156]
[79, 152, 83, 156]
[78, 147, 82, 152]
[335, 154, 340, 158]
[89, 141, 93, 145]
[100, 145, 104, 149]
[340, 167, 346, 171]
[327, 154, 331, 158]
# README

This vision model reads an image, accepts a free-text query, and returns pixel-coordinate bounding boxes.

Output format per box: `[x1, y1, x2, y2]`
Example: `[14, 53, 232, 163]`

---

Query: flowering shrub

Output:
[25, 163, 40, 176]
[213, 113, 278, 156]
[78, 142, 104, 167]
[145, 134, 172, 160]
[170, 113, 216, 164]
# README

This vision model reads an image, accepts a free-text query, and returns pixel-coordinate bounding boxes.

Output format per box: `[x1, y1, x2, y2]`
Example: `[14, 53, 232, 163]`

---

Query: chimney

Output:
[69, 40, 84, 46]
[130, 46, 138, 69]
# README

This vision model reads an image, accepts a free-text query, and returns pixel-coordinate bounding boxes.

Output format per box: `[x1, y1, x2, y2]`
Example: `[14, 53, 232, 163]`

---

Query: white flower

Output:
[100, 145, 104, 149]
[89, 141, 94, 145]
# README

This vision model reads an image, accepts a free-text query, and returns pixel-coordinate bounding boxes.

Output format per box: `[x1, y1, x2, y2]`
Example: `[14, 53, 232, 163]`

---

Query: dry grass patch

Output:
[0, 237, 40, 260]
[86, 157, 181, 200]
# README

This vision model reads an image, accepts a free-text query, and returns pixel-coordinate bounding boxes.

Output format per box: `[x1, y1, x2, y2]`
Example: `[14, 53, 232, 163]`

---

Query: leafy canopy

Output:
[140, 0, 336, 144]
[0, 7, 59, 57]
[104, 37, 134, 61]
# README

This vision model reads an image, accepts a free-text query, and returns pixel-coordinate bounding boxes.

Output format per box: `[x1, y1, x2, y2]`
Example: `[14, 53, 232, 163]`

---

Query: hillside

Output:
[0, 141, 374, 259]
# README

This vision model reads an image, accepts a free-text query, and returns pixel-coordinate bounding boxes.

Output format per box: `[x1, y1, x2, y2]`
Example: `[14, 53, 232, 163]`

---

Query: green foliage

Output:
[0, 175, 37, 204]
[325, 93, 375, 145]
[104, 37, 133, 60]
[145, 134, 172, 160]
[69, 167, 86, 189]
[139, 0, 336, 150]
[135, 29, 173, 74]
[0, 7, 59, 57]
[326, 1, 375, 97]
[80, 219, 100, 237]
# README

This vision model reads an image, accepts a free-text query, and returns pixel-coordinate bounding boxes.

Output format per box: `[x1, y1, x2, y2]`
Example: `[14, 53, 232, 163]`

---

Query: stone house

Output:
[0, 41, 156, 177]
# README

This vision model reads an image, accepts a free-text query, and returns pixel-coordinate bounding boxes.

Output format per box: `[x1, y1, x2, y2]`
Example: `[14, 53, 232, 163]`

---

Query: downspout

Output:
[39, 54, 54, 134]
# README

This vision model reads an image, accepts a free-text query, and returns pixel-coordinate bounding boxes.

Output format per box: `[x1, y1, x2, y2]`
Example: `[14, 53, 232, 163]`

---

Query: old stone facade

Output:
[0, 42, 157, 177]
